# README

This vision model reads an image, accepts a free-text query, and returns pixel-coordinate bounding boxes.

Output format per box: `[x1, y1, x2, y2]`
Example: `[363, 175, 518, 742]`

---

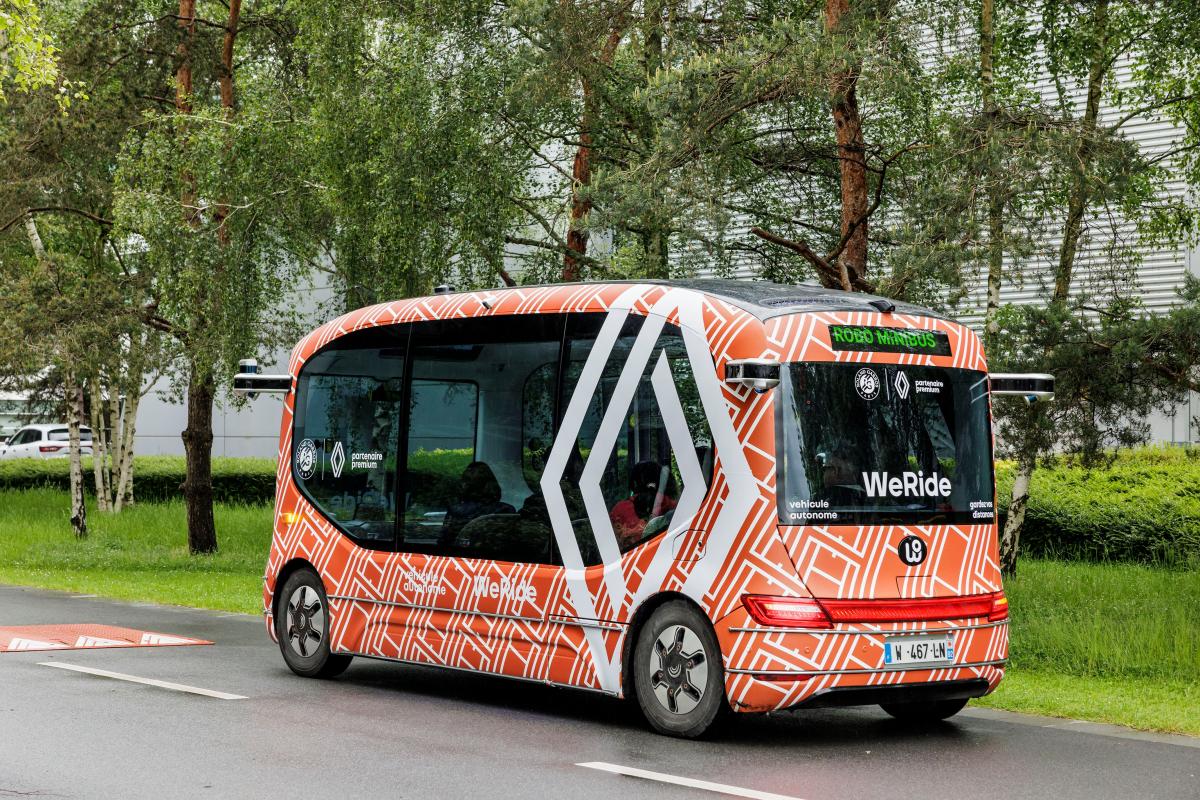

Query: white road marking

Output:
[70, 594, 99, 599]
[577, 762, 805, 800]
[38, 662, 247, 700]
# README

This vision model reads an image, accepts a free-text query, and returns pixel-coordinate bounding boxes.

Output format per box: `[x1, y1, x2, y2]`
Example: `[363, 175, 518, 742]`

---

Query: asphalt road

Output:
[1, 584, 1196, 800]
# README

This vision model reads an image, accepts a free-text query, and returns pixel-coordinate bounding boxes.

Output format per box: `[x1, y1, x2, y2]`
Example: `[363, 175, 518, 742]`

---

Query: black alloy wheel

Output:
[633, 600, 729, 738]
[275, 568, 353, 679]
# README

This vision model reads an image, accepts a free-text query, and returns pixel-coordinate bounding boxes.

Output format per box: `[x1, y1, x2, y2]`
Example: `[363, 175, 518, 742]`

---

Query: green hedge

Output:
[6, 446, 1199, 564]
[997, 447, 1200, 565]
[0, 456, 277, 505]
[0, 450, 477, 507]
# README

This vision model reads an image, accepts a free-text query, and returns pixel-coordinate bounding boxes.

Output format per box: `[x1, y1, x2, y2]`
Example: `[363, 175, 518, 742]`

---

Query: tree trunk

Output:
[1053, 0, 1108, 304]
[564, 116, 592, 283]
[643, 228, 669, 279]
[1002, 0, 1110, 571]
[66, 375, 88, 539]
[981, 0, 1003, 355]
[999, 453, 1033, 575]
[564, 26, 624, 282]
[218, 0, 241, 114]
[106, 385, 119, 503]
[824, 0, 869, 290]
[212, 0, 242, 245]
[22, 213, 86, 535]
[176, 0, 199, 229]
[88, 378, 111, 511]
[182, 365, 217, 553]
[175, 0, 194, 114]
[114, 390, 139, 512]
[23, 215, 45, 257]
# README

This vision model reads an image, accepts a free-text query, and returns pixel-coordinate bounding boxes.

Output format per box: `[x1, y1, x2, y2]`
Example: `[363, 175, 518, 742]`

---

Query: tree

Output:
[112, 0, 312, 552]
[988, 0, 1200, 572]
[295, 7, 527, 306]
[0, 0, 178, 524]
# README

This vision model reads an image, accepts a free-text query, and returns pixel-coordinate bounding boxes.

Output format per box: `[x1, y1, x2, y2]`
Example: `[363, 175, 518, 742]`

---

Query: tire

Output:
[632, 600, 729, 738]
[275, 568, 352, 679]
[880, 697, 968, 722]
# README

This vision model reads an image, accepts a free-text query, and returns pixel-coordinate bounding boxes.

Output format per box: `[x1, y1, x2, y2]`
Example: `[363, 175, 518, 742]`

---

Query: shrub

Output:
[997, 447, 1200, 564]
[0, 456, 277, 505]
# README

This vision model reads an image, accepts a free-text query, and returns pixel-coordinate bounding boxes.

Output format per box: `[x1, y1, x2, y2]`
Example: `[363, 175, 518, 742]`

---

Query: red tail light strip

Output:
[742, 592, 1008, 628]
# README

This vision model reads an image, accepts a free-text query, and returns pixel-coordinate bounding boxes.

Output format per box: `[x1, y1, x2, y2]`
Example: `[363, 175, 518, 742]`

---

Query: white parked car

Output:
[0, 424, 93, 460]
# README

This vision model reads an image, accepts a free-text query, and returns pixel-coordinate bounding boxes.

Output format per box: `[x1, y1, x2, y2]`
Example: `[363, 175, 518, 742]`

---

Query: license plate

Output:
[883, 634, 954, 666]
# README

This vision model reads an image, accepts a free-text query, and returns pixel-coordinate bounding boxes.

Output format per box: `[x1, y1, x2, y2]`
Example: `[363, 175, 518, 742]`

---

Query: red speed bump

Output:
[0, 624, 211, 653]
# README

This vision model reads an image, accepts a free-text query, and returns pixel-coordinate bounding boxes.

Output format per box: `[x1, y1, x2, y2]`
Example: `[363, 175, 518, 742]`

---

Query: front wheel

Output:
[632, 601, 729, 738]
[880, 697, 968, 722]
[275, 568, 352, 679]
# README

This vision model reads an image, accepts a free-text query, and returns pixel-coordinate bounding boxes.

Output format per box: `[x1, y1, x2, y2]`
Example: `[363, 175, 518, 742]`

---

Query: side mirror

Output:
[989, 373, 1055, 404]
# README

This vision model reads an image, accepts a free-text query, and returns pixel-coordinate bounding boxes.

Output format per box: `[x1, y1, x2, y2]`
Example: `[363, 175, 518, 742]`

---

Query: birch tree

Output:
[113, 0, 314, 552]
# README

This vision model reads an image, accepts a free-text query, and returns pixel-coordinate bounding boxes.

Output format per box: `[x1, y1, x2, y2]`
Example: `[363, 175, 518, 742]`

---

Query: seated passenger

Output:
[610, 461, 677, 549]
[439, 461, 515, 546]
[519, 443, 588, 525]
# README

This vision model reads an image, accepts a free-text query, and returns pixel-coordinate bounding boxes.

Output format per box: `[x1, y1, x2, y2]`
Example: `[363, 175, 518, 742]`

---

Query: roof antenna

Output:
[868, 298, 896, 313]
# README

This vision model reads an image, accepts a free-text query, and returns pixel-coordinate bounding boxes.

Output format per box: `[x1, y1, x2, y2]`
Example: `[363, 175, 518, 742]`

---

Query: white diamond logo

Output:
[894, 371, 910, 400]
[330, 441, 345, 478]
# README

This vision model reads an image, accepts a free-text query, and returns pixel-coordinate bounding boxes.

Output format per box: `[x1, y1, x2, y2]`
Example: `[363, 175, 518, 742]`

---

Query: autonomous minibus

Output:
[236, 280, 1052, 738]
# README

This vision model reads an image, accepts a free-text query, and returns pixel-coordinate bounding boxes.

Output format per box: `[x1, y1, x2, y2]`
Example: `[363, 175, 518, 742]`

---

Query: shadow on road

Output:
[315, 656, 979, 747]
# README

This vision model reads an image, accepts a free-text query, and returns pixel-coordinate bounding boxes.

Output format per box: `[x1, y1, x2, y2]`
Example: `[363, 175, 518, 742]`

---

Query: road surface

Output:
[0, 584, 1195, 800]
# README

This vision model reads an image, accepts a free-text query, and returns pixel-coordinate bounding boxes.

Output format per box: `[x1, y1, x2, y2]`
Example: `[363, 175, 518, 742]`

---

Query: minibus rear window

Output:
[777, 363, 994, 525]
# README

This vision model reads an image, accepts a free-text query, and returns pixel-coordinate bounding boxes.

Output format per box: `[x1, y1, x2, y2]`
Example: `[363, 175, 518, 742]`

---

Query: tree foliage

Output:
[2, 0, 1200, 560]
[0, 0, 59, 102]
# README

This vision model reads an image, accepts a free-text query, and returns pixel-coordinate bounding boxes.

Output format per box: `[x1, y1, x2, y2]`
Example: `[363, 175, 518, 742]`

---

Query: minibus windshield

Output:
[778, 363, 994, 526]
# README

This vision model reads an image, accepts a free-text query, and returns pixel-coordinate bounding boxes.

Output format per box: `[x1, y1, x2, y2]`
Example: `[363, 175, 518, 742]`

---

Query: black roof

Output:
[662, 279, 946, 320]
[466, 278, 945, 321]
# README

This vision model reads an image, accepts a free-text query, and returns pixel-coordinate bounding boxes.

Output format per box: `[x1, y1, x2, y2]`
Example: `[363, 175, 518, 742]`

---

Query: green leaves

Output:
[296, 7, 528, 300]
[0, 0, 59, 104]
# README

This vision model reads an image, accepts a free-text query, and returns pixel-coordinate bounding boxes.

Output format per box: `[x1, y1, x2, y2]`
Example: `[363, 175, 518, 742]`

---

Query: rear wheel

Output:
[880, 697, 968, 722]
[632, 601, 728, 738]
[275, 568, 352, 678]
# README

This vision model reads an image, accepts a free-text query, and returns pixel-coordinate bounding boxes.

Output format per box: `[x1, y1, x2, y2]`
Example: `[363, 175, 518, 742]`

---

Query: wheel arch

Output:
[270, 557, 321, 622]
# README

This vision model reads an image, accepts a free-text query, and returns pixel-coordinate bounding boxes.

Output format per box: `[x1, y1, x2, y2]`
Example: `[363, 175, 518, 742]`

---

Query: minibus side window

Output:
[293, 328, 407, 549]
[400, 314, 564, 564]
[561, 314, 712, 565]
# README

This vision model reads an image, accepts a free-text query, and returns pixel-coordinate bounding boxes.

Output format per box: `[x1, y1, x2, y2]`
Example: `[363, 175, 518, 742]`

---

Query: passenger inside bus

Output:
[610, 460, 678, 549]
[439, 461, 516, 546]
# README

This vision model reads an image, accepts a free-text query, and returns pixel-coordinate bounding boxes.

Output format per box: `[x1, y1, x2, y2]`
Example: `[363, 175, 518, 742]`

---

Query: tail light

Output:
[742, 595, 833, 629]
[988, 591, 1009, 622]
[743, 591, 1008, 627]
[38, 445, 63, 453]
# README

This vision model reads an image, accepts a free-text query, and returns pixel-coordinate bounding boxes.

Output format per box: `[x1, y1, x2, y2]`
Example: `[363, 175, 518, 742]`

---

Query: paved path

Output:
[1, 584, 1196, 800]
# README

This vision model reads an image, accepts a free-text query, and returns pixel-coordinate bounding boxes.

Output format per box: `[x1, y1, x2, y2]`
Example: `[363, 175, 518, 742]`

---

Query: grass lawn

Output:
[0, 488, 271, 614]
[1, 489, 1197, 734]
[973, 559, 1200, 735]
[975, 672, 1200, 735]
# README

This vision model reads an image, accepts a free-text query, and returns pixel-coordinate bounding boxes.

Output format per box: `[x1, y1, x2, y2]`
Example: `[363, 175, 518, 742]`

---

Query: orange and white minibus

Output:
[236, 280, 1052, 737]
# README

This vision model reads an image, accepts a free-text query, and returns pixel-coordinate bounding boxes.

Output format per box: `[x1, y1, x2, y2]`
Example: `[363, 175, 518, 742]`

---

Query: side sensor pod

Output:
[725, 358, 781, 392]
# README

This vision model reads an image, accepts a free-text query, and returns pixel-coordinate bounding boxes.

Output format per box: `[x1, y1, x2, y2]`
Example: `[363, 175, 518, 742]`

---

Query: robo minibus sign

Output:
[828, 324, 952, 356]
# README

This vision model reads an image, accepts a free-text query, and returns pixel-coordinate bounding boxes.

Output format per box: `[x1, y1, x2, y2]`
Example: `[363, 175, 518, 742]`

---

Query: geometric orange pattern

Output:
[0, 624, 211, 652]
[263, 282, 1007, 713]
